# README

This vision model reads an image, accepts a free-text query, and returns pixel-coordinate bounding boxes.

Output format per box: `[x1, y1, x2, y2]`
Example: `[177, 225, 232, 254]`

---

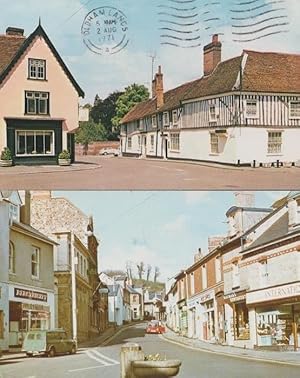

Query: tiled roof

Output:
[0, 34, 26, 74]
[242, 51, 300, 94]
[121, 50, 300, 124]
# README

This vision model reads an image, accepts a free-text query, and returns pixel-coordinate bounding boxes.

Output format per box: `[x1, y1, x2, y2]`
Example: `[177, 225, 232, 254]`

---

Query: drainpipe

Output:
[70, 232, 77, 344]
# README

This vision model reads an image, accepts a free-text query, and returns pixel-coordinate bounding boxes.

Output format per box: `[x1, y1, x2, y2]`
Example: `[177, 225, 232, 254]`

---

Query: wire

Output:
[58, 0, 95, 27]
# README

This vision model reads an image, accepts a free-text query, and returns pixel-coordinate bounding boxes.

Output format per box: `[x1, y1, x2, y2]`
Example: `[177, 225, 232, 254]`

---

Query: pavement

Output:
[161, 327, 300, 366]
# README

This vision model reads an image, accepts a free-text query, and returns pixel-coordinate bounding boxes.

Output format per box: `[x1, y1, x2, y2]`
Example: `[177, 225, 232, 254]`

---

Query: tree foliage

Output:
[112, 84, 150, 134]
[75, 121, 106, 154]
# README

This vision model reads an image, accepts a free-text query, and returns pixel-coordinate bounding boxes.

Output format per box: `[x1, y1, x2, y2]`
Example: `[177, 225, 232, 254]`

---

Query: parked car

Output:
[146, 320, 165, 334]
[99, 147, 120, 156]
[22, 329, 76, 357]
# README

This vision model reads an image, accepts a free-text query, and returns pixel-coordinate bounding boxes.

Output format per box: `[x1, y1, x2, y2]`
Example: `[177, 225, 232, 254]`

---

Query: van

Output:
[22, 329, 76, 357]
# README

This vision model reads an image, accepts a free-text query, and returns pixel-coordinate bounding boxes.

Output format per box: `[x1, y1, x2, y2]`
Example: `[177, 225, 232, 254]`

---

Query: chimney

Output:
[152, 65, 164, 109]
[6, 27, 24, 37]
[203, 34, 222, 76]
[20, 191, 31, 225]
[194, 248, 203, 263]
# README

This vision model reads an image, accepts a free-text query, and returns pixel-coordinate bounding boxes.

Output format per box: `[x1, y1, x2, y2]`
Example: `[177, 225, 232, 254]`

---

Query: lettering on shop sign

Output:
[81, 6, 129, 55]
[14, 288, 47, 302]
[265, 284, 300, 299]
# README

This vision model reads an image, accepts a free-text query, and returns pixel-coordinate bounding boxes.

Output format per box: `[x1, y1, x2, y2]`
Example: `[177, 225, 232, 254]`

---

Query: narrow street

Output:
[1, 324, 300, 378]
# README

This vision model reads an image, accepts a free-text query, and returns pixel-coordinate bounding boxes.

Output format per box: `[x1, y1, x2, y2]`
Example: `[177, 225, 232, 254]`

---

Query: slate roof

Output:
[107, 284, 120, 296]
[0, 24, 84, 97]
[121, 50, 300, 124]
[12, 221, 58, 245]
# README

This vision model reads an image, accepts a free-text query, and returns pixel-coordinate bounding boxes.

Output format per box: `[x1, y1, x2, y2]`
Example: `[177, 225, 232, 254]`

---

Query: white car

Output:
[99, 148, 120, 156]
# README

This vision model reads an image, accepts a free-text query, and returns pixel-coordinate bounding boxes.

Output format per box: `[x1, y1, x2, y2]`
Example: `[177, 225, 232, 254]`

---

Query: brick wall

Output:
[75, 141, 120, 156]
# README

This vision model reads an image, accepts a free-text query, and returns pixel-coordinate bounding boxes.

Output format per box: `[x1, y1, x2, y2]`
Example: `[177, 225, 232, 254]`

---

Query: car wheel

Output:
[103, 152, 108, 156]
[48, 347, 55, 357]
[70, 344, 76, 354]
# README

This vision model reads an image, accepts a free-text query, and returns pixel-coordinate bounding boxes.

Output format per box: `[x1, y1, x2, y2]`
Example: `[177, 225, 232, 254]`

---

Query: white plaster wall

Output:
[235, 127, 300, 164]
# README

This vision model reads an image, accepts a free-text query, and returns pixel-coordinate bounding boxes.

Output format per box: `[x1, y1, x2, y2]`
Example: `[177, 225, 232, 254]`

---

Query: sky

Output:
[1, 0, 299, 103]
[55, 191, 287, 283]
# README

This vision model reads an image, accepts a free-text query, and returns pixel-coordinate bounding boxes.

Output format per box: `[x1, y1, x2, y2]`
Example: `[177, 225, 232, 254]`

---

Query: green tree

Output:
[112, 84, 150, 135]
[75, 121, 106, 155]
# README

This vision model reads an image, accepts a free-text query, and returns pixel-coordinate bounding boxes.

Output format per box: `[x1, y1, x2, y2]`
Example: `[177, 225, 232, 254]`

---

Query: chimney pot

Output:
[6, 27, 24, 36]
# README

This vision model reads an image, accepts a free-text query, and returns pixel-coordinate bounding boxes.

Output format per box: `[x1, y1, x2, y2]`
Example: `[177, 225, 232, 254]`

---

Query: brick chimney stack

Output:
[6, 27, 24, 36]
[152, 65, 164, 109]
[203, 34, 222, 76]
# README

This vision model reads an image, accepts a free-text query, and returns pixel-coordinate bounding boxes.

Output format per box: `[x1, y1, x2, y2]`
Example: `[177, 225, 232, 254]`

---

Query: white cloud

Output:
[184, 192, 211, 206]
[163, 214, 189, 233]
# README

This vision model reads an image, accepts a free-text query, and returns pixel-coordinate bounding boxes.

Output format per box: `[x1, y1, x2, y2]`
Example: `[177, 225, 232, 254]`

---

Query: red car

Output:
[146, 320, 165, 334]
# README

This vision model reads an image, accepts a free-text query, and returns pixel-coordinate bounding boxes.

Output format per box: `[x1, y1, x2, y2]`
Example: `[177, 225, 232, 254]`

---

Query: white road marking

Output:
[68, 364, 116, 372]
[85, 350, 111, 365]
[91, 349, 120, 365]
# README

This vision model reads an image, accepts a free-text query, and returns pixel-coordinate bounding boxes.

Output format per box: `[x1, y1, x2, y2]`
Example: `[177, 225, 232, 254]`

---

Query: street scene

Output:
[1, 190, 300, 377]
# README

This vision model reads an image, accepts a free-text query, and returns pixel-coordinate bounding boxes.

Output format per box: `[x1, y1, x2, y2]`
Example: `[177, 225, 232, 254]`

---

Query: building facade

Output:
[0, 24, 84, 165]
[121, 35, 300, 166]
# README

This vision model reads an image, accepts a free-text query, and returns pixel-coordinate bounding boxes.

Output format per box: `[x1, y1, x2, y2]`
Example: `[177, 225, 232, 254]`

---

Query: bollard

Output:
[120, 343, 145, 378]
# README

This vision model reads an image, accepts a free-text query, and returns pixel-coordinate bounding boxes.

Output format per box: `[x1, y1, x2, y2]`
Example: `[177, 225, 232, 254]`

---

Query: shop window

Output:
[25, 91, 49, 115]
[31, 247, 40, 278]
[234, 302, 249, 340]
[28, 58, 46, 80]
[16, 130, 54, 156]
[9, 241, 16, 274]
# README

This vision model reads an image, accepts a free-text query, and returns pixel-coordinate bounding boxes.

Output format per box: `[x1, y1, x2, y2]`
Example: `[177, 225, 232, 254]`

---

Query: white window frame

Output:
[25, 91, 49, 115]
[232, 263, 240, 289]
[267, 131, 282, 154]
[138, 135, 141, 147]
[150, 135, 154, 150]
[210, 133, 219, 154]
[139, 119, 144, 130]
[215, 256, 221, 283]
[209, 104, 217, 122]
[170, 133, 180, 151]
[31, 247, 40, 279]
[15, 130, 55, 157]
[190, 273, 195, 296]
[163, 112, 170, 126]
[151, 115, 157, 128]
[202, 265, 207, 290]
[245, 99, 259, 119]
[128, 137, 132, 149]
[290, 101, 300, 119]
[172, 110, 179, 126]
[28, 58, 46, 80]
[9, 242, 15, 274]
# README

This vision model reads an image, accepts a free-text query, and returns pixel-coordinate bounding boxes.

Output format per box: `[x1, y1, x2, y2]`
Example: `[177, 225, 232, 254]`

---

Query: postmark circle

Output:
[81, 6, 129, 56]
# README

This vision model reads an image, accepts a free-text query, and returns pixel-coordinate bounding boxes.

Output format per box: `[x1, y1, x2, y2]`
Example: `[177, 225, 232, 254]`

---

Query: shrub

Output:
[1, 147, 12, 160]
[58, 150, 71, 159]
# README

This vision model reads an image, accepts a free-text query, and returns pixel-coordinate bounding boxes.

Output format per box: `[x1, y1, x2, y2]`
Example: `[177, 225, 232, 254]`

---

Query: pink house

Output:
[0, 23, 84, 165]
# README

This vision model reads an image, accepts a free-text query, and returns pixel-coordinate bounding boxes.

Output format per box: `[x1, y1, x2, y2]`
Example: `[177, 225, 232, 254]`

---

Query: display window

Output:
[234, 302, 250, 340]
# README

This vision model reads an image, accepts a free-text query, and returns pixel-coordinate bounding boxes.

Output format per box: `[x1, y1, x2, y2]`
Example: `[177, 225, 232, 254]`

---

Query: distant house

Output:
[0, 24, 84, 165]
[144, 290, 165, 321]
[120, 35, 300, 166]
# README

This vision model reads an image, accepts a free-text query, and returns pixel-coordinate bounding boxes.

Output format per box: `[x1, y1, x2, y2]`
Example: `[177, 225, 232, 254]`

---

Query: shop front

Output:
[247, 282, 300, 351]
[197, 290, 216, 342]
[187, 296, 199, 339]
[177, 300, 188, 336]
[9, 285, 54, 347]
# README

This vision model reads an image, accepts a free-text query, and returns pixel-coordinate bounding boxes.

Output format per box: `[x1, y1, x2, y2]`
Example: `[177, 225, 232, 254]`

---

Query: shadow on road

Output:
[106, 326, 147, 346]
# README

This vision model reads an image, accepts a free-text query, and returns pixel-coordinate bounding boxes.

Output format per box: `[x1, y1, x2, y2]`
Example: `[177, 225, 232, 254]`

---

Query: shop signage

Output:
[224, 291, 246, 303]
[14, 288, 47, 302]
[247, 282, 300, 305]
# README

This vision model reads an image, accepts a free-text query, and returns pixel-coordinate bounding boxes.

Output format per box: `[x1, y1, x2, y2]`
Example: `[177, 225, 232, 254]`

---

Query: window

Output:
[138, 136, 141, 147]
[190, 273, 195, 295]
[163, 112, 170, 126]
[25, 91, 49, 115]
[215, 256, 222, 283]
[290, 101, 300, 119]
[232, 263, 240, 289]
[209, 105, 217, 122]
[0, 311, 4, 339]
[152, 115, 157, 128]
[170, 133, 180, 151]
[210, 133, 219, 154]
[9, 242, 15, 274]
[245, 99, 258, 118]
[150, 135, 154, 149]
[28, 59, 46, 80]
[172, 110, 178, 125]
[268, 132, 282, 154]
[180, 279, 185, 299]
[202, 265, 207, 290]
[234, 302, 249, 340]
[31, 247, 40, 278]
[260, 259, 269, 282]
[16, 130, 54, 156]
[9, 203, 19, 223]
[139, 119, 144, 130]
[128, 137, 132, 149]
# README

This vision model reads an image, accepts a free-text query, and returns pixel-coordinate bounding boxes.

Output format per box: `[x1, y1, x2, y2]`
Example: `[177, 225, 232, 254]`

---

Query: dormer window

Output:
[28, 59, 46, 80]
[290, 101, 300, 119]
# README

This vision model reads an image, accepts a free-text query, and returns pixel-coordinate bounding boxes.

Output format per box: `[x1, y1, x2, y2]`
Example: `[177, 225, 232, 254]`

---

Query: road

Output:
[0, 156, 299, 190]
[1, 324, 299, 378]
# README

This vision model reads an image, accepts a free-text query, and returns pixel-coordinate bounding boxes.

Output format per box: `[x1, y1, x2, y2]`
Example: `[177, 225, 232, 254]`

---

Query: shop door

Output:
[203, 322, 208, 340]
[67, 133, 75, 163]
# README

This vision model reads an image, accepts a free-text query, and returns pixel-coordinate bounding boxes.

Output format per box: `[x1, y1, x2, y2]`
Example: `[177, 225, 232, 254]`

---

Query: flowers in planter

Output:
[58, 150, 71, 160]
[1, 147, 12, 160]
[144, 354, 166, 361]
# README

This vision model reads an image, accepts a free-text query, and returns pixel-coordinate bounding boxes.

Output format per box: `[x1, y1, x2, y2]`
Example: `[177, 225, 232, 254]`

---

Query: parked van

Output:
[22, 329, 76, 357]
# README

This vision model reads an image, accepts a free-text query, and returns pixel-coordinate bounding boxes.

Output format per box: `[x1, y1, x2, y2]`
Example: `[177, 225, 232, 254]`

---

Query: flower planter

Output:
[0, 159, 13, 167]
[58, 158, 71, 166]
[262, 162, 273, 168]
[131, 360, 182, 378]
[282, 161, 293, 168]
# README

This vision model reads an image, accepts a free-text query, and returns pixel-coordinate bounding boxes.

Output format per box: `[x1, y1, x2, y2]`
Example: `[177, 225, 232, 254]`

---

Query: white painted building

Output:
[121, 35, 300, 166]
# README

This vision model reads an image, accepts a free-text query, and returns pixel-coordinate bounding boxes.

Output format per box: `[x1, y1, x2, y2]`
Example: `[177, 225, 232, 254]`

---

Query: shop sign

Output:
[247, 282, 300, 305]
[200, 292, 213, 303]
[14, 288, 47, 302]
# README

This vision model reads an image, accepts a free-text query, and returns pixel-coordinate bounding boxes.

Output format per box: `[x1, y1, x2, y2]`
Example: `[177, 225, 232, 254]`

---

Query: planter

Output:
[132, 360, 182, 378]
[282, 161, 293, 168]
[0, 159, 13, 167]
[58, 158, 71, 166]
[262, 162, 273, 168]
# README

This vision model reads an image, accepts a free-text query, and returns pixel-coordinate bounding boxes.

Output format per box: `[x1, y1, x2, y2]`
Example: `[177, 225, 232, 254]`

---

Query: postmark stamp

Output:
[81, 6, 129, 55]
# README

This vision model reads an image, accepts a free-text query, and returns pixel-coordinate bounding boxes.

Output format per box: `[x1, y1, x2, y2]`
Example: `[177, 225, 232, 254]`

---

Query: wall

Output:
[0, 35, 79, 152]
